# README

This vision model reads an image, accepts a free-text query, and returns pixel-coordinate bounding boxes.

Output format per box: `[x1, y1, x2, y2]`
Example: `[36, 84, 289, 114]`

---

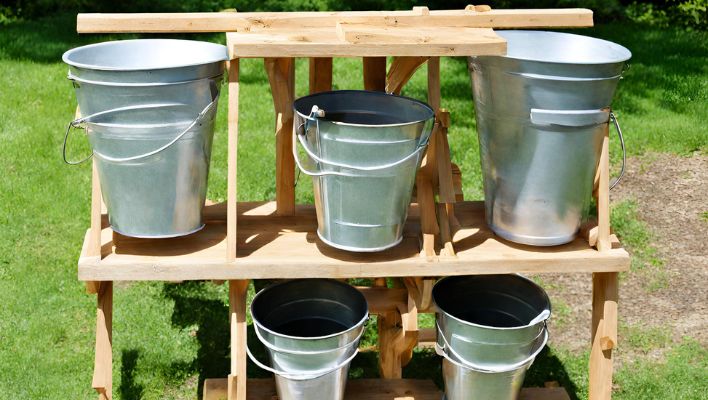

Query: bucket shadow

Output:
[119, 349, 145, 399]
[523, 346, 581, 400]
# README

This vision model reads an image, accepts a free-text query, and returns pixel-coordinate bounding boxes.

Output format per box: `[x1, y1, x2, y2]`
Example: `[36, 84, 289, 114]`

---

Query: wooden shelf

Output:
[77, 201, 629, 281]
[202, 378, 571, 400]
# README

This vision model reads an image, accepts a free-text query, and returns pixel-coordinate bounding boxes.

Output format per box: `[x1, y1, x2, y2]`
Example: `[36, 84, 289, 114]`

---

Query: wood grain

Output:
[589, 272, 619, 400]
[227, 60, 240, 261]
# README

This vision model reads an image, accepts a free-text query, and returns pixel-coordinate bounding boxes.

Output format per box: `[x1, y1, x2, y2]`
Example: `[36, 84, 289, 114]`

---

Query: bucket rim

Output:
[293, 90, 435, 128]
[62, 39, 228, 72]
[251, 279, 369, 341]
[484, 30, 631, 65]
[433, 274, 551, 331]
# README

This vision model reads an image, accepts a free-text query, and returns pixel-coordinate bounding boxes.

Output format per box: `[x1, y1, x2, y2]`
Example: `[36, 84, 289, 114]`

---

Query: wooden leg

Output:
[228, 280, 249, 400]
[378, 295, 418, 378]
[363, 57, 386, 91]
[227, 59, 240, 261]
[595, 121, 611, 251]
[92, 282, 113, 400]
[309, 58, 333, 94]
[589, 272, 618, 400]
[265, 58, 296, 216]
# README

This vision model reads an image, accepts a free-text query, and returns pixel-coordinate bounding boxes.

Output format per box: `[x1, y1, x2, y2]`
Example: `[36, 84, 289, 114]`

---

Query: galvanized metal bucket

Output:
[293, 90, 434, 252]
[62, 39, 228, 238]
[437, 328, 549, 400]
[469, 31, 631, 246]
[249, 279, 368, 400]
[433, 275, 551, 370]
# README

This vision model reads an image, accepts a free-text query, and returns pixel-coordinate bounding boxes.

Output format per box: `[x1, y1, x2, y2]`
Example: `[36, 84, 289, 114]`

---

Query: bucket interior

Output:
[433, 275, 550, 328]
[252, 279, 368, 338]
[294, 90, 434, 127]
[63, 39, 228, 71]
[497, 31, 631, 65]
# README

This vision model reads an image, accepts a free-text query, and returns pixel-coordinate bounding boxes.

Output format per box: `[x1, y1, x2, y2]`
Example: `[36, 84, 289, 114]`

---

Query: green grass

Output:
[0, 13, 707, 400]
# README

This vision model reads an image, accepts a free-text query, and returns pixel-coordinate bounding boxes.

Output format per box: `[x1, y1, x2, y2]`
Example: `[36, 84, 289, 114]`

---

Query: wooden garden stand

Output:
[74, 6, 629, 400]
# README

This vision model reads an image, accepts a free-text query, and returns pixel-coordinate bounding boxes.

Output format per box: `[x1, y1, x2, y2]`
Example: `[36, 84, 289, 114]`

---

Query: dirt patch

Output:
[541, 152, 708, 358]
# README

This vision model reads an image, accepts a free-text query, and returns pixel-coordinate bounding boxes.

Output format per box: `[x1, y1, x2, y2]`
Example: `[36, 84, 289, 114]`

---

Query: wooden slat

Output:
[92, 282, 112, 400]
[363, 57, 387, 91]
[227, 60, 239, 261]
[229, 280, 249, 400]
[589, 272, 618, 400]
[77, 9, 593, 33]
[596, 123, 611, 251]
[77, 201, 629, 280]
[308, 58, 333, 94]
[264, 58, 296, 216]
[226, 28, 506, 58]
[203, 378, 571, 400]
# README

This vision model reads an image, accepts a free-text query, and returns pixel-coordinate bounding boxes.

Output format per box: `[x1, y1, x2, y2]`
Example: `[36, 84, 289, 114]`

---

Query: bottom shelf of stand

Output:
[202, 378, 571, 400]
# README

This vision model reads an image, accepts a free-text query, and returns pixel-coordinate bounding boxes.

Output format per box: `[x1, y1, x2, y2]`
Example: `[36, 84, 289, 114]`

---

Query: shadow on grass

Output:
[524, 346, 581, 400]
[120, 349, 145, 399]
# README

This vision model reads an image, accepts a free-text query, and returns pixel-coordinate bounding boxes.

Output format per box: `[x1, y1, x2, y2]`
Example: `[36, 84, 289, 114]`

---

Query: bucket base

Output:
[317, 230, 403, 252]
[490, 224, 576, 247]
[112, 223, 205, 239]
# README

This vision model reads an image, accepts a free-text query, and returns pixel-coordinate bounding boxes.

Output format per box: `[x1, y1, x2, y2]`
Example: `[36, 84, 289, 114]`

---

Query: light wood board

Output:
[202, 378, 571, 400]
[77, 201, 629, 281]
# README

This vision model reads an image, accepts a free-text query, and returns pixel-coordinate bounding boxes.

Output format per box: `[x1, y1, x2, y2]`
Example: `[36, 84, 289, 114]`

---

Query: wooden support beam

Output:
[589, 272, 618, 400]
[76, 9, 594, 33]
[357, 286, 407, 314]
[228, 280, 250, 400]
[309, 57, 333, 94]
[227, 59, 240, 261]
[265, 58, 296, 216]
[595, 122, 611, 252]
[377, 294, 419, 378]
[92, 282, 113, 400]
[403, 277, 435, 313]
[386, 56, 429, 95]
[363, 57, 387, 91]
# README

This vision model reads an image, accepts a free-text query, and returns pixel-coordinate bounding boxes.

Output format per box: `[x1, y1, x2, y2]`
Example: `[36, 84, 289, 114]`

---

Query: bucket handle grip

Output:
[253, 321, 367, 356]
[245, 342, 359, 381]
[435, 325, 549, 373]
[292, 106, 433, 176]
[62, 97, 218, 165]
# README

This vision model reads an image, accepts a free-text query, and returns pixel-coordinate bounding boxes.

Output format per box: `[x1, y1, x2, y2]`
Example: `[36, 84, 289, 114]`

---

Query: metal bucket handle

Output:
[529, 108, 626, 189]
[253, 320, 367, 356]
[62, 96, 219, 165]
[292, 106, 433, 177]
[245, 342, 359, 381]
[435, 325, 549, 373]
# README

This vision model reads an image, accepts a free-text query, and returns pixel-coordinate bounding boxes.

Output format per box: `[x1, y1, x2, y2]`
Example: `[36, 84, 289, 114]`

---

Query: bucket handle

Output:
[529, 108, 626, 189]
[435, 325, 549, 373]
[245, 342, 359, 381]
[292, 106, 433, 177]
[253, 320, 367, 356]
[62, 96, 219, 165]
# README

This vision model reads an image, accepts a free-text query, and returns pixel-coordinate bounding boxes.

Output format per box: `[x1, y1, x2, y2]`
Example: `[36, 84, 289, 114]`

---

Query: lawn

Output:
[0, 13, 706, 400]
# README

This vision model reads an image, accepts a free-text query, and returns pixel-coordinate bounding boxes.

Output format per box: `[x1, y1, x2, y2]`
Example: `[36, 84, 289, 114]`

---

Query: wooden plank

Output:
[596, 123, 611, 251]
[91, 282, 112, 400]
[227, 59, 239, 261]
[77, 9, 593, 33]
[229, 280, 249, 400]
[203, 378, 570, 400]
[227, 28, 506, 58]
[309, 58, 333, 93]
[77, 201, 630, 281]
[589, 272, 618, 400]
[363, 57, 387, 91]
[264, 58, 296, 216]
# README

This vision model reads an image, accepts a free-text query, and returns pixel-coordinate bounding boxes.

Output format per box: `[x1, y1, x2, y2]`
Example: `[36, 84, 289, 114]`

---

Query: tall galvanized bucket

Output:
[469, 31, 631, 246]
[248, 279, 368, 400]
[433, 275, 551, 370]
[62, 39, 228, 238]
[293, 90, 434, 252]
[437, 328, 549, 400]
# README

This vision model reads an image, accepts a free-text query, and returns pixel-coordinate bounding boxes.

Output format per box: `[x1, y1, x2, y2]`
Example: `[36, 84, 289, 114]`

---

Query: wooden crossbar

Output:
[76, 8, 593, 33]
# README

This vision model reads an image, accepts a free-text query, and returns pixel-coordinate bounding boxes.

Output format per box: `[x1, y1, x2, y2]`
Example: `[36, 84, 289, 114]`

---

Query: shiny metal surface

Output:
[250, 279, 368, 400]
[433, 275, 551, 369]
[62, 39, 227, 237]
[438, 329, 548, 400]
[469, 31, 631, 246]
[294, 90, 434, 252]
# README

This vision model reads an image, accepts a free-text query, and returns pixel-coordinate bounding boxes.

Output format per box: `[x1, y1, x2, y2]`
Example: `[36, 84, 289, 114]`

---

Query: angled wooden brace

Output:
[378, 290, 419, 378]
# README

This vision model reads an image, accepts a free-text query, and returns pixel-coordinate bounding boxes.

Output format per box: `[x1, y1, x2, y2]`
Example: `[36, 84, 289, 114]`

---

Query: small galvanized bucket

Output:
[62, 39, 228, 238]
[248, 279, 368, 400]
[293, 90, 434, 252]
[469, 31, 631, 246]
[437, 328, 549, 400]
[433, 275, 551, 370]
